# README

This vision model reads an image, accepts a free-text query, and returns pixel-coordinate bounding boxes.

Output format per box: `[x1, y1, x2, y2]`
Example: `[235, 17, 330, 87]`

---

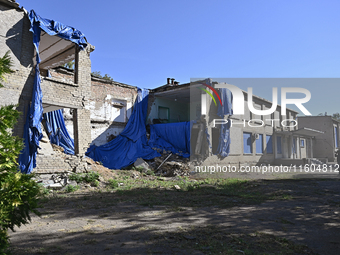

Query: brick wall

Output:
[0, 4, 94, 172]
[49, 68, 138, 146]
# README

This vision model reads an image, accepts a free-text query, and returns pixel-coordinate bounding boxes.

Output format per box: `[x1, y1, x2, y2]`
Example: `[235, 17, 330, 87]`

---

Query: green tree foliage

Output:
[0, 52, 40, 253]
[0, 51, 13, 88]
[63, 60, 74, 70]
[91, 71, 114, 81]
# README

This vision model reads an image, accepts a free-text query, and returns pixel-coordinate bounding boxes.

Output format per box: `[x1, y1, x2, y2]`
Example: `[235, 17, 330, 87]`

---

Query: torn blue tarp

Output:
[215, 88, 233, 158]
[28, 10, 87, 50]
[149, 122, 191, 158]
[86, 89, 160, 169]
[19, 10, 87, 174]
[44, 110, 75, 155]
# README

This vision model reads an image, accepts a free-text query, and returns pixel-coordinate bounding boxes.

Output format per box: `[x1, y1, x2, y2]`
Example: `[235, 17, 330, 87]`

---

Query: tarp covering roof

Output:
[28, 10, 87, 50]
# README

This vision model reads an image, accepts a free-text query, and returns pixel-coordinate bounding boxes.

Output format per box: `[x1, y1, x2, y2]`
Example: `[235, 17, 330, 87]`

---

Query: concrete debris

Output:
[49, 145, 90, 174]
[165, 161, 182, 167]
[131, 173, 139, 179]
[152, 153, 191, 177]
[51, 144, 64, 153]
[174, 185, 181, 190]
[134, 157, 151, 171]
[47, 183, 63, 189]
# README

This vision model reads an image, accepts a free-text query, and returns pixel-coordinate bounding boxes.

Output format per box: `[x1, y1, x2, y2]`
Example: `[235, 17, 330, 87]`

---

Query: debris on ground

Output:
[174, 184, 181, 190]
[134, 157, 152, 171]
[151, 153, 193, 177]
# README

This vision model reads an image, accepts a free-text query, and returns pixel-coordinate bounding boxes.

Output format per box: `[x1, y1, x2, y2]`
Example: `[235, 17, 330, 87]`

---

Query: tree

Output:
[91, 71, 114, 82]
[0, 52, 13, 87]
[0, 51, 40, 253]
[332, 113, 340, 121]
[63, 60, 74, 70]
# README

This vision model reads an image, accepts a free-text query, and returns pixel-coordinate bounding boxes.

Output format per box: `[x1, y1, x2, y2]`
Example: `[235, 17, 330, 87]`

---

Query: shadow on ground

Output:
[9, 179, 340, 255]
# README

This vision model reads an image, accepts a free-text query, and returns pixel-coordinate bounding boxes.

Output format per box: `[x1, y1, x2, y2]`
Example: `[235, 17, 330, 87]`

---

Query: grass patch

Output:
[150, 225, 317, 254]
[69, 171, 100, 187]
[37, 174, 295, 209]
[69, 171, 100, 183]
[96, 177, 290, 208]
[65, 185, 80, 193]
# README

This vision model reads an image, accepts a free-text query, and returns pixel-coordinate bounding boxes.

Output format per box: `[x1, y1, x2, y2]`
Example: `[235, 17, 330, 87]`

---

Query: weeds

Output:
[107, 179, 119, 189]
[69, 171, 100, 187]
[65, 185, 79, 193]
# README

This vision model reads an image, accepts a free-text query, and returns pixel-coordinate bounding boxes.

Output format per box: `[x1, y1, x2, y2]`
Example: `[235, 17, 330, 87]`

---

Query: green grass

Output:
[38, 172, 295, 209]
[107, 179, 119, 189]
[97, 176, 292, 208]
[65, 185, 80, 193]
[69, 171, 100, 184]
[150, 225, 317, 254]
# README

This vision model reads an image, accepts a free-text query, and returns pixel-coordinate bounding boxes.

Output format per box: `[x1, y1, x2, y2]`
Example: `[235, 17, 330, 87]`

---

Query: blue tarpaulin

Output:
[215, 88, 233, 158]
[19, 10, 87, 174]
[44, 110, 75, 155]
[86, 89, 161, 169]
[149, 122, 191, 158]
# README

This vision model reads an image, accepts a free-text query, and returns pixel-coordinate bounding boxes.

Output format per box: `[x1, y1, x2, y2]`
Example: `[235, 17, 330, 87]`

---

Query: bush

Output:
[0, 51, 40, 253]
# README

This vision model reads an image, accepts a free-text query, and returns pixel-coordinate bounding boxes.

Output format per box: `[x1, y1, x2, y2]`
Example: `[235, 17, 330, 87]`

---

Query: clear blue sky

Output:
[18, 0, 340, 116]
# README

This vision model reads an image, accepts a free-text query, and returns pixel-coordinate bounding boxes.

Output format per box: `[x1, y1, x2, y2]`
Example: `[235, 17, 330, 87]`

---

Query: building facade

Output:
[148, 79, 315, 166]
[298, 116, 340, 162]
[48, 67, 138, 146]
[0, 0, 93, 172]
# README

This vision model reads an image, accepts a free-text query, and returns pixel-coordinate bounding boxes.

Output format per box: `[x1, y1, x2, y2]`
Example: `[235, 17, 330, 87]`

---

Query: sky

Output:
[17, 0, 340, 116]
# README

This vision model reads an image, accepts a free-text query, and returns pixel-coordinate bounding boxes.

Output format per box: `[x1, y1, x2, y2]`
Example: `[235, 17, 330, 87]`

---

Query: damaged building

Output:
[0, 0, 94, 173]
[47, 66, 138, 146]
[147, 78, 325, 167]
[1, 0, 332, 177]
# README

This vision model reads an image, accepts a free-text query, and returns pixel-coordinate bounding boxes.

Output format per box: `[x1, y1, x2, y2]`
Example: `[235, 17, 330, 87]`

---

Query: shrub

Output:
[0, 52, 40, 254]
[0, 51, 40, 253]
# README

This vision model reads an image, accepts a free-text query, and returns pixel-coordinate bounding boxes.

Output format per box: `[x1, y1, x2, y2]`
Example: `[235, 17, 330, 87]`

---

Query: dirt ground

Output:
[8, 172, 340, 255]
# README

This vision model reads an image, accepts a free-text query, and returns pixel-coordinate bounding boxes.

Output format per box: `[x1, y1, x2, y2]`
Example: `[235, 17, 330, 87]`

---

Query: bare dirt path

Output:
[8, 178, 340, 255]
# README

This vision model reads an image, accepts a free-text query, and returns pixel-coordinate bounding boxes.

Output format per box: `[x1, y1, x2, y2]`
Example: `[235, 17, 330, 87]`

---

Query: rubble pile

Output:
[135, 153, 194, 177]
[33, 172, 78, 190]
[34, 145, 116, 190]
